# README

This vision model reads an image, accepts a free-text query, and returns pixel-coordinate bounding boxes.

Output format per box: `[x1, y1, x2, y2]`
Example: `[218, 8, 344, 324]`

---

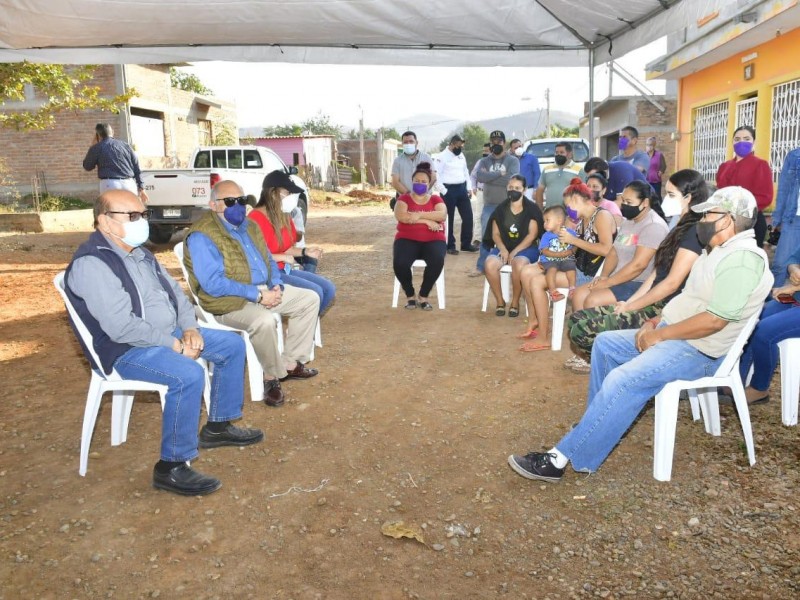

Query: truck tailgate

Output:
[142, 171, 210, 207]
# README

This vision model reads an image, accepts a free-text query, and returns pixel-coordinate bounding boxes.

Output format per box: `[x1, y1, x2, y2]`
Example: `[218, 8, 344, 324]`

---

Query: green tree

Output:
[264, 112, 343, 138]
[169, 67, 213, 95]
[0, 62, 134, 130]
[532, 123, 579, 139]
[212, 119, 238, 146]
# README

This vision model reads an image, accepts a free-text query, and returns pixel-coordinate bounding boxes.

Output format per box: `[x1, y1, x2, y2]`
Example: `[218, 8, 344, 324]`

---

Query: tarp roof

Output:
[0, 0, 722, 68]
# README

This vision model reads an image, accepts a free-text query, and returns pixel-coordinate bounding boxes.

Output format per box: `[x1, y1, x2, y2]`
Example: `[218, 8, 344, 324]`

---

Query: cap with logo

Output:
[691, 186, 757, 218]
[489, 130, 506, 142]
[262, 170, 304, 193]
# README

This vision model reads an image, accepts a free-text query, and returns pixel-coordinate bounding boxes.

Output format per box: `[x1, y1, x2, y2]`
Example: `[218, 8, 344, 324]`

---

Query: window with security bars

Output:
[770, 78, 800, 182]
[692, 100, 729, 183]
[735, 98, 757, 130]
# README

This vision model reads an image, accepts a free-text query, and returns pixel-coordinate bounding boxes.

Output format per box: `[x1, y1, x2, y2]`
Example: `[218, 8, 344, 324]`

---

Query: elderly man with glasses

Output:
[65, 189, 263, 496]
[508, 187, 773, 483]
[184, 180, 320, 409]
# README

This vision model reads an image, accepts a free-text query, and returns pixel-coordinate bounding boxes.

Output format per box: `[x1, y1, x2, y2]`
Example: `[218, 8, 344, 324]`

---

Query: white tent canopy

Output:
[0, 0, 722, 68]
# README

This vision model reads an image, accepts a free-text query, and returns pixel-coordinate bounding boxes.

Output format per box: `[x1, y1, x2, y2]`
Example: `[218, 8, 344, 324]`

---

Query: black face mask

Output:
[491, 144, 504, 155]
[507, 190, 523, 202]
[452, 147, 462, 156]
[592, 190, 602, 202]
[696, 214, 729, 246]
[620, 203, 643, 220]
[554, 155, 568, 166]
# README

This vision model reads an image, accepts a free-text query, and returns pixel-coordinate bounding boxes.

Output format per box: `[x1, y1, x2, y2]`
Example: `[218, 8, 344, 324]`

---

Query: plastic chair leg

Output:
[244, 335, 264, 403]
[653, 387, 681, 481]
[111, 391, 135, 446]
[80, 375, 104, 477]
[435, 271, 446, 309]
[695, 387, 721, 436]
[779, 339, 800, 426]
[481, 279, 490, 312]
[729, 378, 756, 466]
[550, 288, 569, 351]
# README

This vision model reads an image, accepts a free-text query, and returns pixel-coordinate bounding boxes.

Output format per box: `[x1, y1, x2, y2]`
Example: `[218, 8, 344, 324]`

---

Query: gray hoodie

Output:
[475, 154, 520, 205]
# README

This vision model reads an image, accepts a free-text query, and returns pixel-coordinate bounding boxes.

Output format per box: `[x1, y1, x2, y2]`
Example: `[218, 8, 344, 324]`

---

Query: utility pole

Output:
[358, 106, 366, 190]
[376, 127, 384, 187]
[545, 88, 551, 138]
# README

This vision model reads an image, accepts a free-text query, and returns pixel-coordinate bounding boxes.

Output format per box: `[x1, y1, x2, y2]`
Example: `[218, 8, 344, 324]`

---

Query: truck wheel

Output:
[298, 194, 308, 225]
[148, 224, 174, 244]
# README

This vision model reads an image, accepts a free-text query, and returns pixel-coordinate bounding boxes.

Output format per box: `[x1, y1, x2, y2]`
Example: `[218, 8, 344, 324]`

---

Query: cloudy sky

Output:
[183, 38, 667, 130]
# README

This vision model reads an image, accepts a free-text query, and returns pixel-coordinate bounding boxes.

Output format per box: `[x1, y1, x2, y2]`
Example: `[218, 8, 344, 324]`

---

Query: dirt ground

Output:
[1, 200, 799, 600]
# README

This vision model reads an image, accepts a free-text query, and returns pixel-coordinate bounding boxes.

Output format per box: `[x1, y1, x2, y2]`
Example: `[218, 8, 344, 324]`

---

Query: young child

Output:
[538, 205, 577, 301]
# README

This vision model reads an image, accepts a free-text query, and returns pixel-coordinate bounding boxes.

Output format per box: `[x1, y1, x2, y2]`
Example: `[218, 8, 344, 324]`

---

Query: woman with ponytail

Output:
[570, 178, 669, 313]
[564, 170, 707, 372]
[518, 177, 616, 350]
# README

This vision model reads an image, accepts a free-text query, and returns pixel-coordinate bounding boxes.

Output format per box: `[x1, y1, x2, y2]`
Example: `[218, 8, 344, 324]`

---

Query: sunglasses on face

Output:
[219, 196, 249, 207]
[105, 209, 152, 222]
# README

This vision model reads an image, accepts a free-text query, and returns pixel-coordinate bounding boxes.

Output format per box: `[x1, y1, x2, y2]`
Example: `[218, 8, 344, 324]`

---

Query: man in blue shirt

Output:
[184, 180, 320, 408]
[511, 138, 541, 199]
[609, 126, 650, 174]
[82, 123, 148, 202]
[771, 147, 800, 286]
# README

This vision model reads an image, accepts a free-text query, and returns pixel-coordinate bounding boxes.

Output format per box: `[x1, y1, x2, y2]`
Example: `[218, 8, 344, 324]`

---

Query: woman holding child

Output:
[518, 178, 616, 350]
[483, 174, 544, 316]
[565, 170, 708, 373]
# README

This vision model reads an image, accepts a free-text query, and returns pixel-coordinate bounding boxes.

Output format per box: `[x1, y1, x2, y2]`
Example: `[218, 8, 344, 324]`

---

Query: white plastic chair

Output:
[391, 218, 448, 309]
[652, 312, 760, 482]
[54, 271, 210, 476]
[175, 242, 280, 403]
[778, 338, 800, 426]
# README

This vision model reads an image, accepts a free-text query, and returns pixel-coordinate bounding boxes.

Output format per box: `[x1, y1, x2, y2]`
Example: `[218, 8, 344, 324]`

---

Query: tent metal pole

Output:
[588, 49, 595, 154]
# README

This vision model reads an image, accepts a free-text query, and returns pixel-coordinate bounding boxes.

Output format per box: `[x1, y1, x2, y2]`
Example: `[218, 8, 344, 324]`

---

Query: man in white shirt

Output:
[436, 135, 479, 254]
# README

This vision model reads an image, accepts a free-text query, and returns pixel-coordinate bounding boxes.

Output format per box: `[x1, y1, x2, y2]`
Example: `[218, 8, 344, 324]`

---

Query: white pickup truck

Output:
[142, 145, 309, 243]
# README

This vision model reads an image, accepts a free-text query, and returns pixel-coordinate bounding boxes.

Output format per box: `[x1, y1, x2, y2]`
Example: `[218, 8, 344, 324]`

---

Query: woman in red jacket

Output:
[715, 125, 773, 246]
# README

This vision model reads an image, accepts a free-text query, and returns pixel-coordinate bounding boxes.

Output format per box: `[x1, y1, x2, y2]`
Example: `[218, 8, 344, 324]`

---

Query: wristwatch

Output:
[256, 290, 263, 304]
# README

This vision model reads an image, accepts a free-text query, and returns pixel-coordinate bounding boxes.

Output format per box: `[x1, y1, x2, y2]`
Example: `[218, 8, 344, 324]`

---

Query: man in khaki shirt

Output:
[508, 186, 773, 483]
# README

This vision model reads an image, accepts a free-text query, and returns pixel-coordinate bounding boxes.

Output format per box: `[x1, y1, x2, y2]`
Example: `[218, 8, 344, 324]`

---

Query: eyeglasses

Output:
[105, 210, 152, 222]
[219, 196, 249, 207]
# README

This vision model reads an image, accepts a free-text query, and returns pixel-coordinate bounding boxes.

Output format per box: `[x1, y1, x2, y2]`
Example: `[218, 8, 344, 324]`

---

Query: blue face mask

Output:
[412, 182, 428, 195]
[565, 205, 579, 221]
[223, 203, 246, 226]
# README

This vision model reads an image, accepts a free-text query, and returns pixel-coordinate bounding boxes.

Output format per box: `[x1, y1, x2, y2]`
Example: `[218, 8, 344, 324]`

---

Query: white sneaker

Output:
[570, 357, 592, 374]
[564, 355, 581, 368]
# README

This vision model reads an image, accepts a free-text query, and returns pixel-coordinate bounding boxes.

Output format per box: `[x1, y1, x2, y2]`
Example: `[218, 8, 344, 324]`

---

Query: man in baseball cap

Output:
[508, 184, 773, 484]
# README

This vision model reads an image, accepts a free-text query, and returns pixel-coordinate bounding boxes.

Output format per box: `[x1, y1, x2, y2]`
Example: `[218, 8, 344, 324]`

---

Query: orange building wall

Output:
[677, 27, 800, 171]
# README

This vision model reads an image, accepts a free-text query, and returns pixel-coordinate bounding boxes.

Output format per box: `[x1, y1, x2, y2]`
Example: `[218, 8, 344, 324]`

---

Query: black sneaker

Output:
[507, 452, 565, 483]
[461, 242, 481, 253]
[198, 423, 264, 448]
[447, 248, 459, 255]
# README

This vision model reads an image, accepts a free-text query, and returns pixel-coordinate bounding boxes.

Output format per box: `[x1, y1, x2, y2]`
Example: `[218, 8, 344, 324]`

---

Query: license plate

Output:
[162, 209, 182, 218]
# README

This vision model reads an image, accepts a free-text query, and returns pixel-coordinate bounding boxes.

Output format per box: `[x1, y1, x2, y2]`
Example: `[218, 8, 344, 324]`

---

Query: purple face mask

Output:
[733, 141, 754, 158]
[618, 137, 630, 151]
[565, 205, 579, 221]
[412, 182, 428, 195]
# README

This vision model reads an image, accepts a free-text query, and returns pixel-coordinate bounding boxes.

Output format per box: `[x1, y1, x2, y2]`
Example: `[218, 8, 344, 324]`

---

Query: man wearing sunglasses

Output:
[65, 190, 263, 496]
[184, 180, 320, 408]
[508, 186, 773, 483]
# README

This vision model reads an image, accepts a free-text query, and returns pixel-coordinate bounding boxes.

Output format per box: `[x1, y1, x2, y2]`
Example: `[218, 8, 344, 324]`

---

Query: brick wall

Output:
[0, 64, 237, 199]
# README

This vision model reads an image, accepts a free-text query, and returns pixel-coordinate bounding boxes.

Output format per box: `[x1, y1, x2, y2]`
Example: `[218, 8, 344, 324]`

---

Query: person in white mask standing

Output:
[391, 130, 435, 210]
[248, 171, 336, 314]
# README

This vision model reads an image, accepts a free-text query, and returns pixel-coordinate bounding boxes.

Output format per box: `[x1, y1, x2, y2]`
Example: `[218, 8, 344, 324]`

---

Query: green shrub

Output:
[27, 194, 93, 212]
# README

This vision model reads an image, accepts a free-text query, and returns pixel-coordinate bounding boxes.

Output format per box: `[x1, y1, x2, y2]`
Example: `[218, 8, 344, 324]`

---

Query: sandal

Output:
[517, 328, 538, 339]
[495, 304, 506, 317]
[419, 301, 433, 311]
[519, 341, 551, 352]
[508, 306, 520, 318]
[405, 299, 417, 310]
[548, 290, 565, 302]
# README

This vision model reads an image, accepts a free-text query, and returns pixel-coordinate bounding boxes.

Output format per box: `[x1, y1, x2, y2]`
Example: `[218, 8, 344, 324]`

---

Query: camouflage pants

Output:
[567, 301, 666, 356]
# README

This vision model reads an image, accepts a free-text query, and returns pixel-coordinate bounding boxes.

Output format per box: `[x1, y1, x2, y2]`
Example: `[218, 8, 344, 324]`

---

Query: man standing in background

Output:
[391, 130, 434, 210]
[610, 126, 650, 174]
[470, 131, 520, 276]
[535, 142, 580, 210]
[511, 138, 541, 200]
[83, 123, 149, 203]
[437, 135, 479, 255]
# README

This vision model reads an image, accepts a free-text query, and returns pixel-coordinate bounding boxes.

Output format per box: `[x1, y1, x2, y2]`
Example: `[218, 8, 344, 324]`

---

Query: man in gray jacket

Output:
[471, 130, 520, 275]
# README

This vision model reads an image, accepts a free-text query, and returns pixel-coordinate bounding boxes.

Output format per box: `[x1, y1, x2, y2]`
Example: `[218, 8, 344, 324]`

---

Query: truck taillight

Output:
[209, 173, 221, 188]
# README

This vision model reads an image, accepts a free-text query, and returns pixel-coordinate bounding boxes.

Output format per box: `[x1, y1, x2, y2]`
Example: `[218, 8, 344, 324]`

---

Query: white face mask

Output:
[111, 217, 150, 247]
[402, 143, 417, 155]
[281, 193, 300, 213]
[661, 192, 687, 218]
[514, 147, 524, 157]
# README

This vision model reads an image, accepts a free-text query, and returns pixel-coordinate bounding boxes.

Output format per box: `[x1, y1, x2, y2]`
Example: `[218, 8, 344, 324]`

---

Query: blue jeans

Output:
[739, 300, 800, 390]
[771, 218, 800, 286]
[556, 327, 722, 472]
[282, 270, 336, 314]
[476, 204, 497, 272]
[113, 327, 246, 462]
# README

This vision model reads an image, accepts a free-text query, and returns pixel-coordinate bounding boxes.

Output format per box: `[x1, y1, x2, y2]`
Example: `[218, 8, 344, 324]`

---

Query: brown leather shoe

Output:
[280, 362, 319, 381]
[263, 379, 285, 407]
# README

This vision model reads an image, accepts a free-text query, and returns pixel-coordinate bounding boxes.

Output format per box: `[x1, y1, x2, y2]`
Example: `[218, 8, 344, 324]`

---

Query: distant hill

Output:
[239, 108, 579, 151]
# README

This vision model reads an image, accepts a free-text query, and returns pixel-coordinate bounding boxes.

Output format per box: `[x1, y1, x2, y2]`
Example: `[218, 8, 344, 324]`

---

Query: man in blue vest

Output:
[65, 189, 263, 496]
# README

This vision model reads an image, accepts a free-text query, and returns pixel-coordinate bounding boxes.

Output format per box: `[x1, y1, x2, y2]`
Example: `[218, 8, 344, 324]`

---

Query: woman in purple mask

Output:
[715, 125, 773, 247]
[393, 162, 447, 310]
